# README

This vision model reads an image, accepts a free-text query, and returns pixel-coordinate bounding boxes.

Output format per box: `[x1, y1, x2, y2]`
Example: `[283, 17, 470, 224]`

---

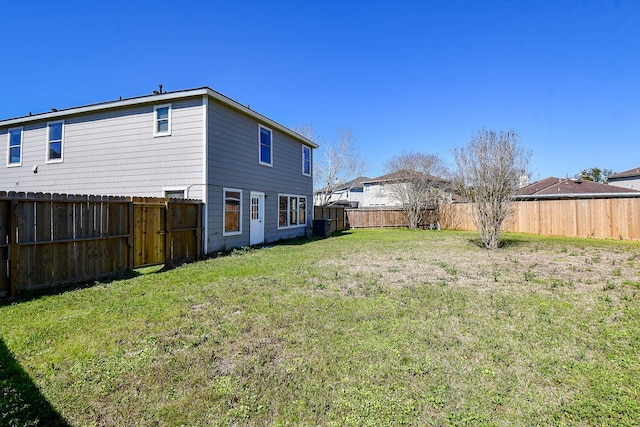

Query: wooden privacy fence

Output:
[313, 206, 348, 234]
[345, 208, 439, 229]
[0, 192, 203, 298]
[439, 197, 640, 240]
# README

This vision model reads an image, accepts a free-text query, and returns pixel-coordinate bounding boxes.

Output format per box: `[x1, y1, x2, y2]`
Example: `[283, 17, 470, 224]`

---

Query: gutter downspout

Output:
[202, 95, 209, 254]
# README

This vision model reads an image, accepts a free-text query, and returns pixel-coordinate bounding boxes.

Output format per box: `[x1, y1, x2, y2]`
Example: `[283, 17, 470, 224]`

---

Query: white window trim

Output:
[46, 120, 64, 164]
[7, 126, 23, 167]
[302, 145, 311, 177]
[277, 193, 308, 229]
[154, 104, 172, 137]
[223, 187, 243, 236]
[258, 124, 273, 167]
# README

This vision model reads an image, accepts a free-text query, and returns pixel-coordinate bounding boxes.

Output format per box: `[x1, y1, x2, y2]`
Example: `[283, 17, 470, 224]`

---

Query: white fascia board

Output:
[0, 88, 210, 127]
[0, 87, 319, 149]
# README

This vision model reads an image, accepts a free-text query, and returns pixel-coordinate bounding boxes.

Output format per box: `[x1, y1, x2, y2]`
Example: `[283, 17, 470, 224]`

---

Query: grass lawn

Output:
[1, 229, 640, 426]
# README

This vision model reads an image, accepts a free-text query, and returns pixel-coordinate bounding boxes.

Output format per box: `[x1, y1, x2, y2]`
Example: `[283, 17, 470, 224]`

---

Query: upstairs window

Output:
[154, 104, 171, 136]
[259, 125, 272, 166]
[302, 146, 311, 176]
[47, 121, 64, 163]
[7, 127, 22, 166]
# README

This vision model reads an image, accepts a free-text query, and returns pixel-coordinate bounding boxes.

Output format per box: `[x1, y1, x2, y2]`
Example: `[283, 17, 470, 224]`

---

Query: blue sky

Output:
[2, 0, 638, 180]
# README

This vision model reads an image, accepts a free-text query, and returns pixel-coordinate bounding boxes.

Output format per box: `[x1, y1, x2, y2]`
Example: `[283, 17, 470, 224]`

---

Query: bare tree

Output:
[295, 125, 367, 206]
[384, 152, 450, 229]
[453, 128, 530, 249]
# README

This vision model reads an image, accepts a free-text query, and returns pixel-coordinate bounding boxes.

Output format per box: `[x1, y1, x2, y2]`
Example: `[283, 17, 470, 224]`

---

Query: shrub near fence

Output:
[0, 192, 203, 298]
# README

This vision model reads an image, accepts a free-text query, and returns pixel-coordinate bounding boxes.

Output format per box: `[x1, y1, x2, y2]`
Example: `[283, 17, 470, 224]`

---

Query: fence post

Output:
[164, 199, 171, 265]
[196, 203, 203, 260]
[127, 200, 134, 271]
[9, 200, 19, 298]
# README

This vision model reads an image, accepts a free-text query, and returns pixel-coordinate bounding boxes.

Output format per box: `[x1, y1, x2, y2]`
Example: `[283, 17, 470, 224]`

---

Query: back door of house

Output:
[250, 192, 265, 245]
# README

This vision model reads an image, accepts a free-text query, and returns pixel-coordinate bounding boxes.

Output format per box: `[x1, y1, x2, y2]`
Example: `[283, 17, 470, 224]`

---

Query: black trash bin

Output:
[312, 219, 329, 237]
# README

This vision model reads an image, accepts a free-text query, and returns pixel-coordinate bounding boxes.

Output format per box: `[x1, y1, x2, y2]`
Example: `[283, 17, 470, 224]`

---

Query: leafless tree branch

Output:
[453, 128, 530, 249]
[384, 152, 450, 229]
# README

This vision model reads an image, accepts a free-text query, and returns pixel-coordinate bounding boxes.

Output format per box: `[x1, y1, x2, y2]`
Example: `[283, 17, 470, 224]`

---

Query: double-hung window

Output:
[278, 194, 307, 228]
[47, 121, 64, 163]
[302, 146, 311, 176]
[154, 104, 171, 137]
[223, 188, 242, 235]
[7, 127, 22, 166]
[259, 125, 272, 166]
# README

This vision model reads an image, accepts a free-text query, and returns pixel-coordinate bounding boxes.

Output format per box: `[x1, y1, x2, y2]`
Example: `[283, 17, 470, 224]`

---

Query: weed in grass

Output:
[602, 282, 616, 291]
[621, 279, 640, 289]
[612, 267, 622, 277]
[524, 270, 535, 281]
[437, 262, 458, 278]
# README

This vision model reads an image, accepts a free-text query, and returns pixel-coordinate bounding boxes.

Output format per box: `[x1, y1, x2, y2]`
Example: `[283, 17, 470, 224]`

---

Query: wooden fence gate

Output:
[133, 198, 203, 268]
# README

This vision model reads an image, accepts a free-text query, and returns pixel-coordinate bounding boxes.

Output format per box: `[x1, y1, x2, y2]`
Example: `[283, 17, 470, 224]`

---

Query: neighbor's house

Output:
[360, 171, 452, 207]
[313, 176, 370, 207]
[608, 167, 640, 191]
[0, 87, 317, 253]
[361, 172, 404, 207]
[515, 176, 640, 198]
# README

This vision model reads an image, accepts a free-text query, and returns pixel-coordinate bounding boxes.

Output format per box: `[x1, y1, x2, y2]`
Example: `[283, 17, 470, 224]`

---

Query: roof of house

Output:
[0, 86, 318, 148]
[516, 177, 640, 197]
[608, 167, 640, 180]
[361, 170, 444, 184]
[314, 176, 371, 194]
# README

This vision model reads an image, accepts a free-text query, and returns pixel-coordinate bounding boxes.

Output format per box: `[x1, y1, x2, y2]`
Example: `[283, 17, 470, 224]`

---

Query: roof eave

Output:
[0, 86, 318, 149]
[204, 88, 318, 148]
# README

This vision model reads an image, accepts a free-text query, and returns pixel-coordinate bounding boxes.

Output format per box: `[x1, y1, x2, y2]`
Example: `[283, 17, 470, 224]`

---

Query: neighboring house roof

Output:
[362, 170, 444, 184]
[608, 167, 640, 180]
[0, 86, 318, 149]
[516, 177, 640, 197]
[315, 176, 371, 194]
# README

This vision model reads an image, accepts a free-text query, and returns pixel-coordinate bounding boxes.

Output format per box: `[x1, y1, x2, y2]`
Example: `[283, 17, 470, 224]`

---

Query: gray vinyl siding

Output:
[206, 98, 313, 252]
[0, 98, 205, 199]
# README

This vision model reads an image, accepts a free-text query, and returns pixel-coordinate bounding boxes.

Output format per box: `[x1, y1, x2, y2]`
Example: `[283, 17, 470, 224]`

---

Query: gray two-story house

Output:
[0, 87, 317, 253]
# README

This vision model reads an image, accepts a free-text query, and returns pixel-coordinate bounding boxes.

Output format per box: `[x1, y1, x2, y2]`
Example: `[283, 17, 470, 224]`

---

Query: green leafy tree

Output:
[580, 167, 615, 183]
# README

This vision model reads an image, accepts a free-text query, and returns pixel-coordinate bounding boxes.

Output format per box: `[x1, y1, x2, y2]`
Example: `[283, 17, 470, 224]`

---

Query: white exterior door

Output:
[250, 192, 265, 245]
